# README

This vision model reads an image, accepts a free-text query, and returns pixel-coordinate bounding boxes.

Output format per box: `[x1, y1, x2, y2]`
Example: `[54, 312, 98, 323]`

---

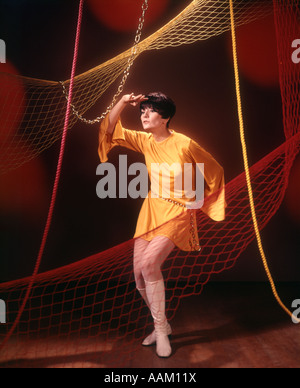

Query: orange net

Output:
[0, 0, 299, 368]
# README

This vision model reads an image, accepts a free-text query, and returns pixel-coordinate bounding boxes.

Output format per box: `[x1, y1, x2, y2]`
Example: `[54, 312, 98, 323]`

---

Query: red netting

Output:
[0, 0, 299, 367]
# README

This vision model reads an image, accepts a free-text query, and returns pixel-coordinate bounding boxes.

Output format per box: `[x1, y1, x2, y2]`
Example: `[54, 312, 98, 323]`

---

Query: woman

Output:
[98, 92, 225, 358]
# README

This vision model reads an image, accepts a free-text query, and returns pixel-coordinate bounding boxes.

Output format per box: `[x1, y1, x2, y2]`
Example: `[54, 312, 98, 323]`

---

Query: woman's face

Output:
[140, 106, 167, 132]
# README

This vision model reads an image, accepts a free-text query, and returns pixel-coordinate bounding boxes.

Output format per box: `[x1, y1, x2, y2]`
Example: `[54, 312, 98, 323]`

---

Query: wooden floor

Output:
[1, 282, 299, 368]
[126, 282, 300, 369]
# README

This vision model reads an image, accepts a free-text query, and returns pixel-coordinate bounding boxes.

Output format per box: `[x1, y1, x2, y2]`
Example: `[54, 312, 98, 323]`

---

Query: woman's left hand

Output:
[128, 93, 148, 107]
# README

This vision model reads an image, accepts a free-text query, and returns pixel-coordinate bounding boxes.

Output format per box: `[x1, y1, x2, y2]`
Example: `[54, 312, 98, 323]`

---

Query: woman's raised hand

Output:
[106, 94, 148, 135]
[123, 93, 148, 106]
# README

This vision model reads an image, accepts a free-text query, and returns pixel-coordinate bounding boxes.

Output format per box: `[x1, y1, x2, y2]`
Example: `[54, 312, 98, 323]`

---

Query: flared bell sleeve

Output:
[188, 139, 226, 222]
[98, 114, 148, 163]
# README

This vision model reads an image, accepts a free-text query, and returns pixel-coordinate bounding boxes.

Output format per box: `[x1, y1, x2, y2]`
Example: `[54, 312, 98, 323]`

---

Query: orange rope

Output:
[229, 0, 299, 323]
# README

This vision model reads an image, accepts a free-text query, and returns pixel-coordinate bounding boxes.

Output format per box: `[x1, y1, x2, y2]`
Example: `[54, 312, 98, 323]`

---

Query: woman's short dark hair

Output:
[140, 92, 176, 128]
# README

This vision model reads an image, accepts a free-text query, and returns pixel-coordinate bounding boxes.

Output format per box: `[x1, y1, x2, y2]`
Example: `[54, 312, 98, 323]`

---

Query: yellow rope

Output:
[229, 0, 299, 323]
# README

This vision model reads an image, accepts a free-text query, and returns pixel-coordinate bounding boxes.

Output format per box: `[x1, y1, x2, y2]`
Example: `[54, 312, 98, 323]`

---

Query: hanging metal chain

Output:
[59, 0, 149, 125]
[189, 209, 201, 252]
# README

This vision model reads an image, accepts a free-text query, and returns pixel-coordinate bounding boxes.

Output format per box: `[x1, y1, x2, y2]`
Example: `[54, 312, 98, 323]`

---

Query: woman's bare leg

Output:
[139, 236, 175, 282]
[133, 237, 149, 290]
[137, 236, 175, 357]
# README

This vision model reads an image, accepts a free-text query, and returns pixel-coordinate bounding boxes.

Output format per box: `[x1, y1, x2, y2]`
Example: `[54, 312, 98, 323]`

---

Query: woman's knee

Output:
[140, 257, 161, 280]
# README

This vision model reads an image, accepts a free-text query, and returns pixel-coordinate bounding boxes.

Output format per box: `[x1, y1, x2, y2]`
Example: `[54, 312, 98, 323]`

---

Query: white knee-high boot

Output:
[144, 279, 172, 358]
[137, 287, 172, 346]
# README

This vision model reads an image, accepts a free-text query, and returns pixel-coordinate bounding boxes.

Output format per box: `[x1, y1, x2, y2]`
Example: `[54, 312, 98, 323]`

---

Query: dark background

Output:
[0, 0, 299, 284]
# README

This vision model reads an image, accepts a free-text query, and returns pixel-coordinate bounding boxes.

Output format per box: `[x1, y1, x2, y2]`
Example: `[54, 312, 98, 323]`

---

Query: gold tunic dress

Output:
[98, 115, 226, 251]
